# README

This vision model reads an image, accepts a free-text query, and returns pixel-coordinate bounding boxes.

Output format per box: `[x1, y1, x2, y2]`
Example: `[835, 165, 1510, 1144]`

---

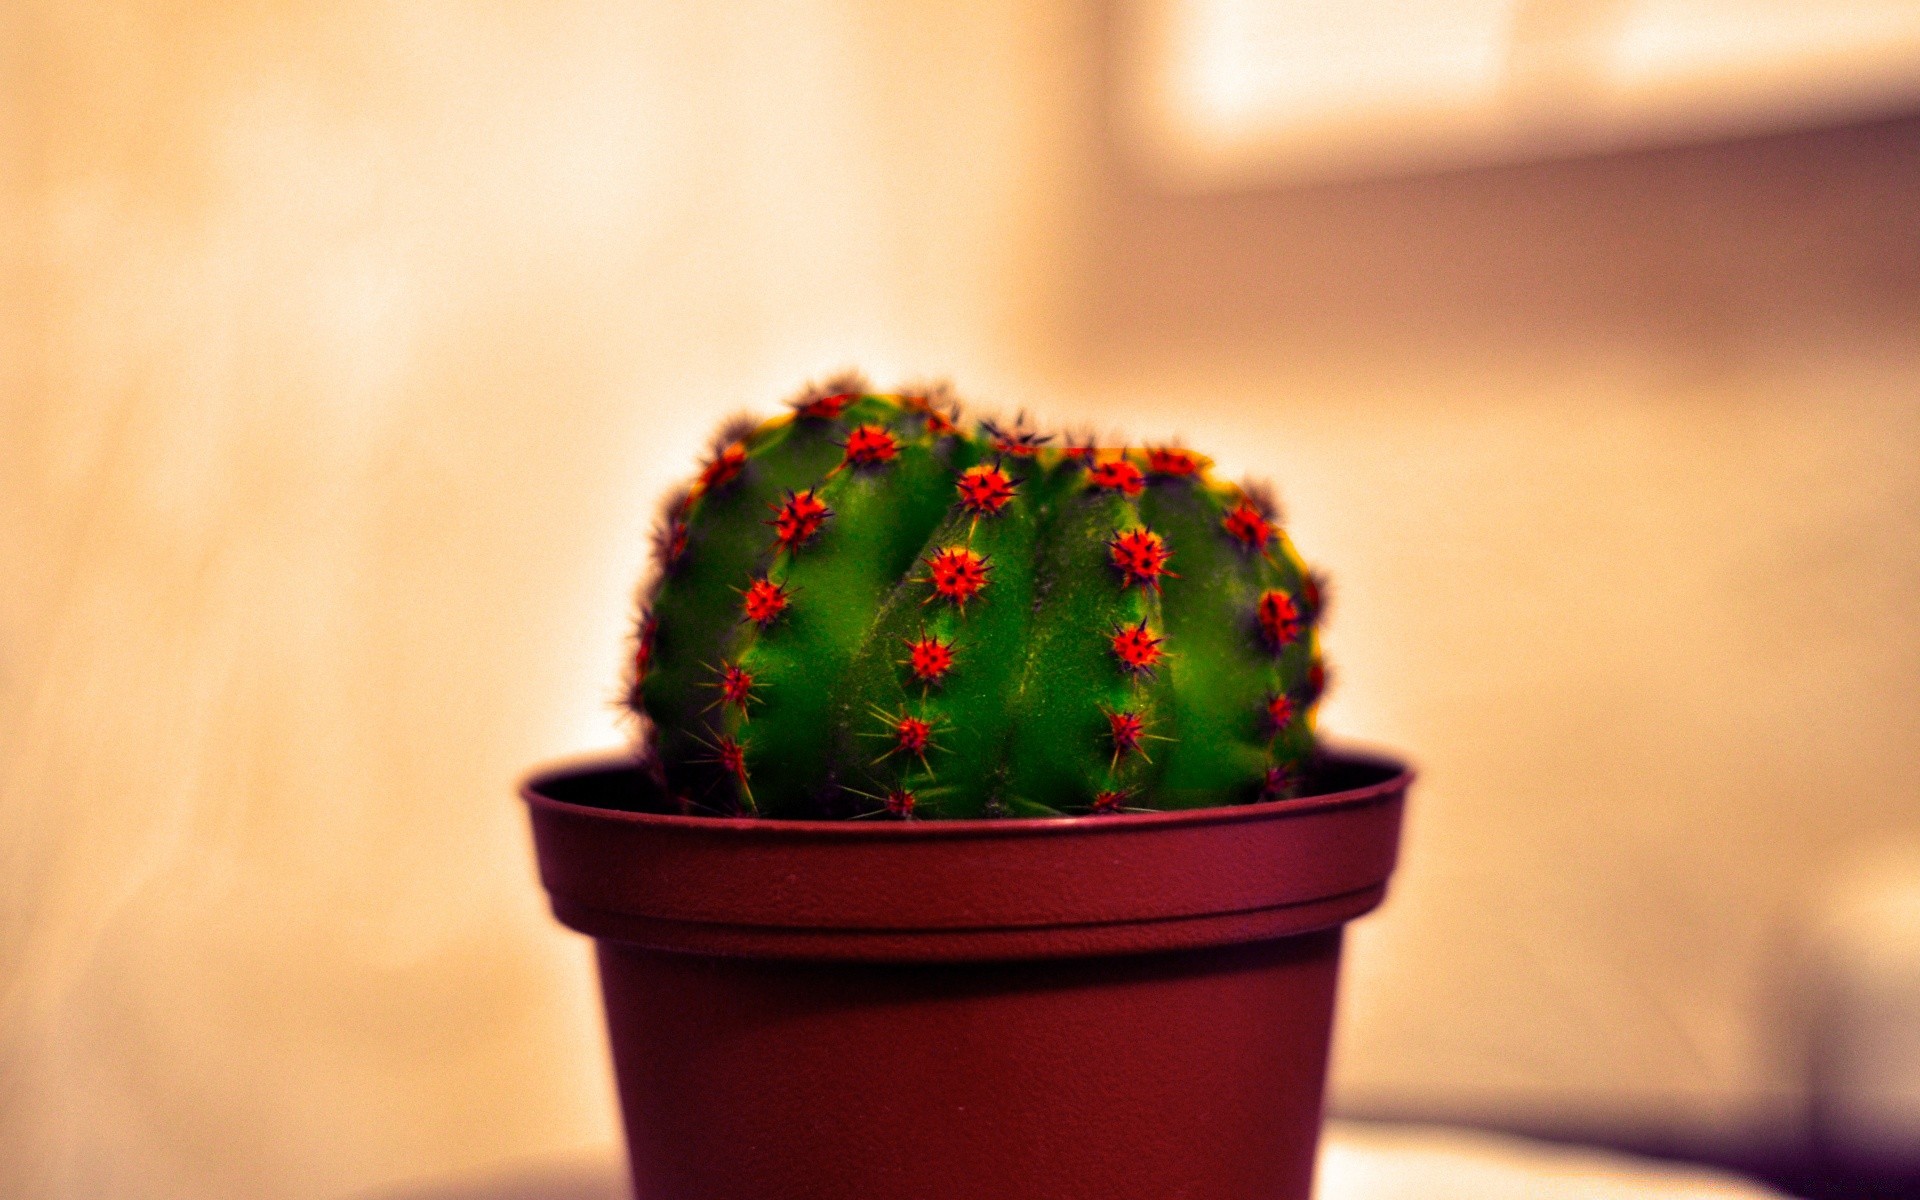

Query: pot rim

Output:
[523, 743, 1412, 962]
[520, 739, 1413, 837]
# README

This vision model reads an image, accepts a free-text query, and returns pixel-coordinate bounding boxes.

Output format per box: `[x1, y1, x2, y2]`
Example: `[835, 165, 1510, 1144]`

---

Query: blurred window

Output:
[1122, 0, 1920, 184]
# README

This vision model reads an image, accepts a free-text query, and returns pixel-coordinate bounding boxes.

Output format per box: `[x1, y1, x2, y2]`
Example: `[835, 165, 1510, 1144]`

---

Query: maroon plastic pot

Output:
[523, 747, 1409, 1200]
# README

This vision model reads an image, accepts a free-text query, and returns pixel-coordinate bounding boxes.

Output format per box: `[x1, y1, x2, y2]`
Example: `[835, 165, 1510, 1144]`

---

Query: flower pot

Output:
[523, 747, 1410, 1200]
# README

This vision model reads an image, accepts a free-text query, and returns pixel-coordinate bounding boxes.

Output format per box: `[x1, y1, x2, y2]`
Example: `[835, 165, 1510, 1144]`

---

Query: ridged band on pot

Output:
[524, 747, 1409, 963]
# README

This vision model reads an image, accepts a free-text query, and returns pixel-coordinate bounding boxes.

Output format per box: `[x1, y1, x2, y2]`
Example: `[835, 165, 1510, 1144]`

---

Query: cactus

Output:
[628, 375, 1327, 819]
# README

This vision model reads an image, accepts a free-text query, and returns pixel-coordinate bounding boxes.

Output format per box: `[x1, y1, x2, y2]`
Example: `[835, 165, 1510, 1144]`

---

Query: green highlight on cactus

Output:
[627, 373, 1328, 819]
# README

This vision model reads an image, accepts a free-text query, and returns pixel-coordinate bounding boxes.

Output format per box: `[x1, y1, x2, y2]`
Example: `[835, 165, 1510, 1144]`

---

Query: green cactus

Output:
[629, 375, 1327, 819]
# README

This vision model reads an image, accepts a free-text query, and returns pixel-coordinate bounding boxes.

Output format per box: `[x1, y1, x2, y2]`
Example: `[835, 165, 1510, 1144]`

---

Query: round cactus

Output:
[628, 375, 1327, 819]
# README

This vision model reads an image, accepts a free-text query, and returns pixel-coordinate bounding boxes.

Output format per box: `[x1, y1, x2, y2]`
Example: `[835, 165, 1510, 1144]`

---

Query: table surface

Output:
[370, 1120, 1789, 1200]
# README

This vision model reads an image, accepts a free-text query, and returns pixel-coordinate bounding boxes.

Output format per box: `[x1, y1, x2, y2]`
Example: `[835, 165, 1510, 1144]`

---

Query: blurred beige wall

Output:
[3, 2, 1917, 1198]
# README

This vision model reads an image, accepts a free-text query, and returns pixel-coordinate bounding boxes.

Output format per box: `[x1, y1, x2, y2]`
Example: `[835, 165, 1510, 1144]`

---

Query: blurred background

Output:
[5, 1, 1920, 1197]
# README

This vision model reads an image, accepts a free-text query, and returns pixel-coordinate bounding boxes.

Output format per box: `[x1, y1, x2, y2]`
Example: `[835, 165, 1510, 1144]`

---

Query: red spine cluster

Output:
[902, 391, 958, 435]
[743, 577, 790, 625]
[793, 392, 856, 421]
[956, 465, 1016, 516]
[1146, 447, 1200, 477]
[1302, 660, 1327, 704]
[893, 715, 932, 756]
[633, 616, 656, 686]
[1222, 501, 1271, 551]
[982, 418, 1048, 458]
[699, 442, 747, 492]
[1266, 692, 1294, 733]
[1257, 589, 1302, 650]
[841, 424, 899, 466]
[1107, 528, 1172, 591]
[1109, 619, 1165, 674]
[924, 546, 990, 609]
[1087, 459, 1145, 496]
[713, 736, 748, 781]
[906, 633, 955, 683]
[715, 664, 754, 712]
[770, 490, 831, 551]
[1301, 570, 1326, 622]
[654, 516, 690, 570]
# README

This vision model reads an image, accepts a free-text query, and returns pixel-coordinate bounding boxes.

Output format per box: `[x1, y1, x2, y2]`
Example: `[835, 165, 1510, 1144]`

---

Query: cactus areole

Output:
[629, 374, 1329, 819]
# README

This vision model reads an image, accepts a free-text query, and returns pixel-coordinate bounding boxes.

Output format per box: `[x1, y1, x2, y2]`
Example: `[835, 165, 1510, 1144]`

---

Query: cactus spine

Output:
[630, 376, 1326, 819]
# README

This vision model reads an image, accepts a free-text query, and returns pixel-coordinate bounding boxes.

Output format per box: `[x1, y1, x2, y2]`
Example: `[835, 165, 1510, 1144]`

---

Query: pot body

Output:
[596, 930, 1343, 1200]
[524, 749, 1409, 1200]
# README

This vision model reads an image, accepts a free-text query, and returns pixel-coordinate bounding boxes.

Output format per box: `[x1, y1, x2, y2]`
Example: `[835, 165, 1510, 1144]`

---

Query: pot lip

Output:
[521, 740, 1413, 840]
